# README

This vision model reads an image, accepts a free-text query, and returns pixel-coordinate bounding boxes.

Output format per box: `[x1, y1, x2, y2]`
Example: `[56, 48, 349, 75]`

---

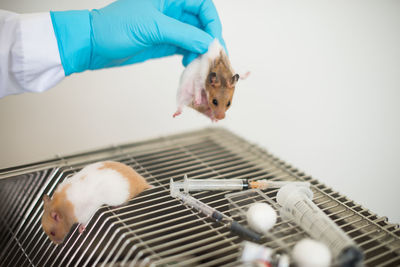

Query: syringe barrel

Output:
[277, 184, 363, 266]
[175, 192, 261, 241]
[177, 192, 216, 218]
[183, 177, 246, 192]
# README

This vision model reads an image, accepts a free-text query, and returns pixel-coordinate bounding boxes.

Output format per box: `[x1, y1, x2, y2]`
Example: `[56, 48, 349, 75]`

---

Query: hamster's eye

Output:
[227, 101, 231, 107]
[212, 99, 218, 106]
[50, 231, 55, 236]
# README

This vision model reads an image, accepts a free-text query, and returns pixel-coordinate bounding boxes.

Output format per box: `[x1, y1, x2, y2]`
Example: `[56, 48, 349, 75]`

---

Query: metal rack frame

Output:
[0, 127, 399, 266]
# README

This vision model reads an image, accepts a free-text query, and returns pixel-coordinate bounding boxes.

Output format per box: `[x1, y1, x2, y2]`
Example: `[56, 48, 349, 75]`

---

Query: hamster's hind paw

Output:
[240, 71, 251, 80]
[79, 224, 86, 234]
[173, 111, 182, 118]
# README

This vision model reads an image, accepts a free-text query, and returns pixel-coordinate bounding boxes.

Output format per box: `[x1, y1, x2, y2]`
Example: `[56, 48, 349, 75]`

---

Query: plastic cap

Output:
[170, 178, 178, 197]
[277, 184, 313, 206]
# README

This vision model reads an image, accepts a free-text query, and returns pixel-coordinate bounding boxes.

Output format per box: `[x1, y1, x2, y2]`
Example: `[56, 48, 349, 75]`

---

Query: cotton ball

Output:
[292, 238, 331, 267]
[246, 202, 277, 234]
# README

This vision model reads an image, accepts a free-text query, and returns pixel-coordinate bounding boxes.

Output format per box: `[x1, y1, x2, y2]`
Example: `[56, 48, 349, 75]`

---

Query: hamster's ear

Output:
[43, 194, 51, 208]
[208, 72, 217, 84]
[208, 72, 221, 88]
[232, 74, 240, 83]
[228, 74, 240, 88]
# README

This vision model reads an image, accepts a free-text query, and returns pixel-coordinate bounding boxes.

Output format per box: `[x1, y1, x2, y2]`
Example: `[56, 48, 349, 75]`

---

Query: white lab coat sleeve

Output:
[0, 10, 65, 98]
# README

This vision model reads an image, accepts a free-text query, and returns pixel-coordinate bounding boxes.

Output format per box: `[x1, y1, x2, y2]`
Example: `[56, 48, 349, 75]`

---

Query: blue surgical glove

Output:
[50, 0, 226, 76]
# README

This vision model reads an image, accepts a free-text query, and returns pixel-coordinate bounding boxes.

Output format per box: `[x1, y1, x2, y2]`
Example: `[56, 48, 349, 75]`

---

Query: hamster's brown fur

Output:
[203, 51, 239, 120]
[42, 184, 76, 244]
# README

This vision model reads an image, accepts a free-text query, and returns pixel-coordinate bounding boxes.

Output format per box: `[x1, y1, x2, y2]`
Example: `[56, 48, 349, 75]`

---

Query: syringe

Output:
[277, 184, 363, 267]
[170, 178, 261, 241]
[173, 174, 310, 192]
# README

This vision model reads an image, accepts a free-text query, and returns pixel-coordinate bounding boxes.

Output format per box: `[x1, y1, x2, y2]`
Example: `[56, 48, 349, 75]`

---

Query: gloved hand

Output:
[50, 0, 226, 76]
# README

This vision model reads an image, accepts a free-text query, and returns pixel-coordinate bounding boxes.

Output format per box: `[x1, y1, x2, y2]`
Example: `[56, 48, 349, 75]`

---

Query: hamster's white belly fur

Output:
[176, 39, 224, 107]
[58, 162, 130, 224]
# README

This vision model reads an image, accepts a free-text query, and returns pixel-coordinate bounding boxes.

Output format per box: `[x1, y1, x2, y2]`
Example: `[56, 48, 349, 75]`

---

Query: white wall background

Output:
[0, 0, 399, 223]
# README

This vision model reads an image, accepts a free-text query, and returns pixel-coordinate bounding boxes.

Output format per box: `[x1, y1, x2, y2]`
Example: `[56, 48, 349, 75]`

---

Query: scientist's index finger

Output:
[156, 13, 213, 55]
[183, 0, 222, 39]
[180, 12, 201, 29]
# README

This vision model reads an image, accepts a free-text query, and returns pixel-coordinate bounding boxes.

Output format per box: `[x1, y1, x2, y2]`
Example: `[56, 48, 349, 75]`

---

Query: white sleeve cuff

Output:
[0, 11, 65, 98]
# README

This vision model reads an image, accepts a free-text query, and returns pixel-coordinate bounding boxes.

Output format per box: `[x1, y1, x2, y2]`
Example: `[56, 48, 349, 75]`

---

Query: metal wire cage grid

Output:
[0, 127, 399, 267]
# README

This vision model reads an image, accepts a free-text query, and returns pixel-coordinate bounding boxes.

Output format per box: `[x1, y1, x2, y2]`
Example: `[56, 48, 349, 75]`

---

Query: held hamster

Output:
[41, 161, 152, 244]
[173, 39, 249, 121]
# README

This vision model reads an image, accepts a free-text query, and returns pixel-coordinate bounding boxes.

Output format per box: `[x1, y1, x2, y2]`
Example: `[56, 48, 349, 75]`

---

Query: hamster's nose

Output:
[215, 112, 225, 120]
[52, 238, 63, 245]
